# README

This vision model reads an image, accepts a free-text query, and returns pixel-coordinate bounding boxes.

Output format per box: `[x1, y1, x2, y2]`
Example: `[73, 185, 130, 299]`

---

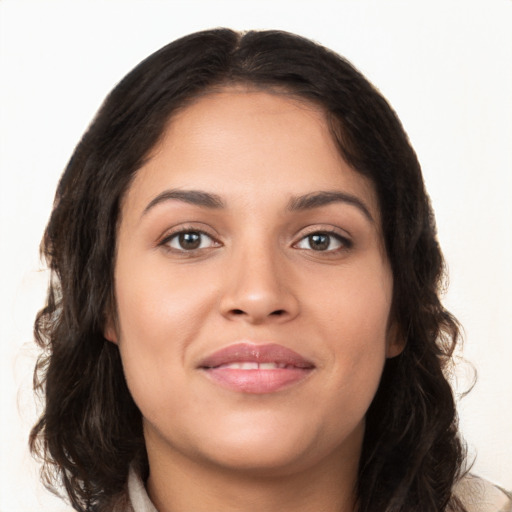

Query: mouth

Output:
[198, 343, 315, 394]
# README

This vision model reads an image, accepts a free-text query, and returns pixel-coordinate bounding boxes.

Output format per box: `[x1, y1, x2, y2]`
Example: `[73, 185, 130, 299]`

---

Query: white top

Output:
[125, 466, 512, 512]
[453, 475, 512, 512]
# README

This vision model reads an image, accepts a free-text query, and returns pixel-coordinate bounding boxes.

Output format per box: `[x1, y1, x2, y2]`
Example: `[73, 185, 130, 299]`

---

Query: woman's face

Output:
[107, 88, 401, 476]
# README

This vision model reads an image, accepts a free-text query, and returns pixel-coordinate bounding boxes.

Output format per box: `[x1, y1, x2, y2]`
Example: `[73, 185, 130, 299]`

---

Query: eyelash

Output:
[158, 228, 352, 254]
[293, 230, 352, 253]
[159, 228, 220, 254]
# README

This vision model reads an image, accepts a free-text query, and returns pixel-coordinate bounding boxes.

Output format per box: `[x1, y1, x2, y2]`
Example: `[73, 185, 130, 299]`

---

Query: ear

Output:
[103, 313, 119, 345]
[386, 321, 405, 358]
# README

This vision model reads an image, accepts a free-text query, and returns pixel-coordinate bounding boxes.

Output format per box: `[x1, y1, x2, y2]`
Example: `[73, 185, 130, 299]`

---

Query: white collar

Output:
[127, 465, 158, 512]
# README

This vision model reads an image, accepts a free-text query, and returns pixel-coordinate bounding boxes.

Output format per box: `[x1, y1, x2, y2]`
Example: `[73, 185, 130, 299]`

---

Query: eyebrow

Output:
[142, 188, 373, 222]
[142, 189, 225, 216]
[287, 191, 374, 222]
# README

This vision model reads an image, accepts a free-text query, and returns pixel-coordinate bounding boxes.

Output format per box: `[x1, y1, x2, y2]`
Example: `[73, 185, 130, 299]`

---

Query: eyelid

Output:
[157, 224, 222, 251]
[294, 224, 352, 241]
[292, 225, 353, 251]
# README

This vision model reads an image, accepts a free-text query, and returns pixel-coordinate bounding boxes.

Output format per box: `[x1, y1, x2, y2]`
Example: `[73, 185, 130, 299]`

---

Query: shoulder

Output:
[454, 474, 512, 512]
[123, 466, 512, 512]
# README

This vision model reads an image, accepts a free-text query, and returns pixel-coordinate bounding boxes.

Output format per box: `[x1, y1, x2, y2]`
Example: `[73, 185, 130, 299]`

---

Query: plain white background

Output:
[1, 1, 511, 510]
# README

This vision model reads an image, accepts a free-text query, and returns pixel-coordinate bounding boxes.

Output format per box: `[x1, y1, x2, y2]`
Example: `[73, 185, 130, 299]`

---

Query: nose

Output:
[219, 242, 300, 325]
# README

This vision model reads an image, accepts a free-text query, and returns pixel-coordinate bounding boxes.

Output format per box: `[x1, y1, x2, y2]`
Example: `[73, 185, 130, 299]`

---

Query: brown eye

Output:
[165, 230, 217, 251]
[295, 232, 349, 252]
[178, 232, 201, 250]
[308, 234, 330, 251]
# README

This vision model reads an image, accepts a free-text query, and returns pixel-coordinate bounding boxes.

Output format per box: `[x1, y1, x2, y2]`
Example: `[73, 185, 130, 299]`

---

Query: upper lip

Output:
[198, 343, 315, 369]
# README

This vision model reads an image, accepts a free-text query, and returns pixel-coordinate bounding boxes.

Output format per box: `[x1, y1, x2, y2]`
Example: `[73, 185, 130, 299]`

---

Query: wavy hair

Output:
[30, 28, 467, 511]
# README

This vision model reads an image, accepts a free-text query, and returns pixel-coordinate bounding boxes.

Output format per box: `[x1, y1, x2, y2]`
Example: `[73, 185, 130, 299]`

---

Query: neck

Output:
[144, 429, 361, 512]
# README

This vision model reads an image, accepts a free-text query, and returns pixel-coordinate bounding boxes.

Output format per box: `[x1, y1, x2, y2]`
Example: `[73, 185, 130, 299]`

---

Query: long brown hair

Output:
[30, 28, 467, 511]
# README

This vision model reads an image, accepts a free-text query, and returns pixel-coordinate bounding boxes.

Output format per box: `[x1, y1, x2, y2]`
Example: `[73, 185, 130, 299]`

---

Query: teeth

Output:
[236, 362, 258, 370]
[259, 362, 283, 369]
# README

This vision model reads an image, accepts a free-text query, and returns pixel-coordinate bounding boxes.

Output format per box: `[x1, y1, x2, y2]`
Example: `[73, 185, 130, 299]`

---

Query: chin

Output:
[191, 416, 362, 477]
[202, 441, 316, 477]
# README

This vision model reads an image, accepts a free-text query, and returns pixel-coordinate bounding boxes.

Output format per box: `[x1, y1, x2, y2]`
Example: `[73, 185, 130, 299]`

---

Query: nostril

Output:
[230, 308, 286, 317]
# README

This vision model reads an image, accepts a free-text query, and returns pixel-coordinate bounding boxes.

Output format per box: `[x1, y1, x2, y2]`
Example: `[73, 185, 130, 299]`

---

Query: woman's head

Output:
[31, 28, 464, 511]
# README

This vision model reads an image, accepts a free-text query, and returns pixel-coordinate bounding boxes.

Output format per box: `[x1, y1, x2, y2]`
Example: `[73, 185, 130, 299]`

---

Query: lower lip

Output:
[202, 368, 313, 394]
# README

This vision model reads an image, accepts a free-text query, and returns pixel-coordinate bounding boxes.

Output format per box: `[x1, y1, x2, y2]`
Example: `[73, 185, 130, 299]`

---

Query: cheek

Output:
[313, 257, 393, 346]
[114, 252, 217, 344]
[311, 258, 392, 400]
[113, 258, 216, 407]
[311, 320, 388, 448]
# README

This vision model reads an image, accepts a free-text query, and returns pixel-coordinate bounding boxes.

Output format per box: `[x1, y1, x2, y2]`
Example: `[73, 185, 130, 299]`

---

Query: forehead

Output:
[160, 86, 335, 163]
[123, 87, 380, 222]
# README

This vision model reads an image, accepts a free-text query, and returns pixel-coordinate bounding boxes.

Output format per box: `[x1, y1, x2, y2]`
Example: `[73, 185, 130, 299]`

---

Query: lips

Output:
[198, 343, 315, 393]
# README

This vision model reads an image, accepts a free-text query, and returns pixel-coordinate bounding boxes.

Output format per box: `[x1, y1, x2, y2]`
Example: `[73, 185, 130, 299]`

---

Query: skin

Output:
[106, 88, 403, 512]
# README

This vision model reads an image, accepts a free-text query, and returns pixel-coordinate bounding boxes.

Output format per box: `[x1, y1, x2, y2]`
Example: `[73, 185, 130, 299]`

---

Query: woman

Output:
[29, 28, 511, 512]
